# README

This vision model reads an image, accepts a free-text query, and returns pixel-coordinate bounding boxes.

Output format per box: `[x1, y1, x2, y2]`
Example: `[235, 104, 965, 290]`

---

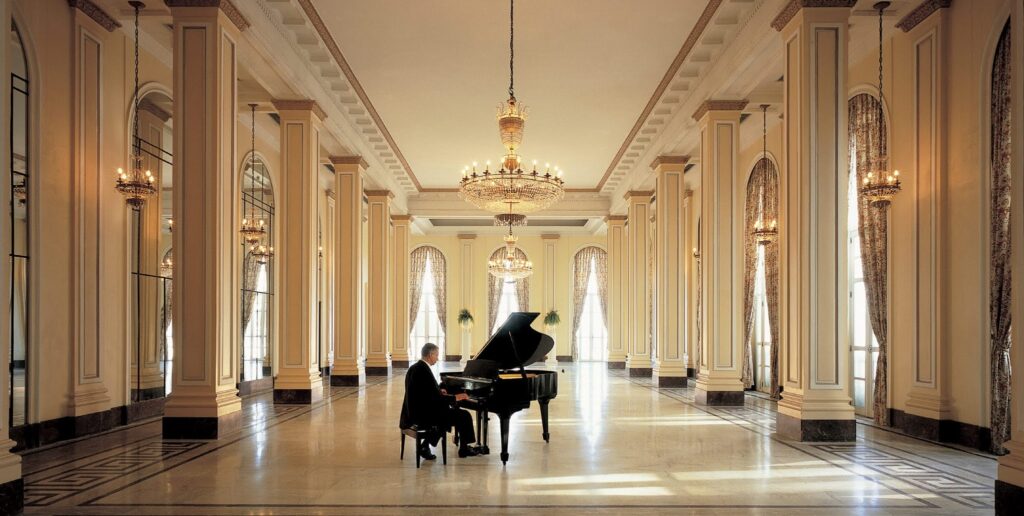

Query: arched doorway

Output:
[409, 246, 447, 360]
[572, 246, 608, 362]
[742, 157, 780, 398]
[8, 20, 30, 428]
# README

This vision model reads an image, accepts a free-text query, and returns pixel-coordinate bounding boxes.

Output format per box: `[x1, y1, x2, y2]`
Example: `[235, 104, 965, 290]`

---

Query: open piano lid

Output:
[474, 312, 554, 370]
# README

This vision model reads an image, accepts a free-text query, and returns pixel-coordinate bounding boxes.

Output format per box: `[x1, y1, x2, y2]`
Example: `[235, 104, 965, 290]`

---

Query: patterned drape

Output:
[990, 22, 1013, 454]
[595, 248, 609, 327]
[649, 221, 656, 359]
[426, 247, 447, 335]
[849, 92, 891, 426]
[741, 162, 767, 389]
[160, 248, 173, 351]
[572, 247, 606, 358]
[240, 252, 262, 335]
[762, 164, 781, 400]
[408, 247, 429, 332]
[488, 246, 529, 334]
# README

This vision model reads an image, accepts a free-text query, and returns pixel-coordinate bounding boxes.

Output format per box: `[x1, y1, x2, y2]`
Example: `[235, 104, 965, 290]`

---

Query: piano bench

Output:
[400, 426, 447, 468]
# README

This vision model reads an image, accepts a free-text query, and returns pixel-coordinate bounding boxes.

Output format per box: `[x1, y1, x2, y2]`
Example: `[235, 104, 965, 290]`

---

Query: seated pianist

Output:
[400, 343, 480, 459]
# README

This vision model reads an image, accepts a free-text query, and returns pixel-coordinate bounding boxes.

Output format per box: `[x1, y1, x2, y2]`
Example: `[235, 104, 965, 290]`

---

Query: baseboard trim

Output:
[996, 479, 1024, 515]
[444, 355, 461, 362]
[889, 408, 992, 452]
[556, 355, 574, 362]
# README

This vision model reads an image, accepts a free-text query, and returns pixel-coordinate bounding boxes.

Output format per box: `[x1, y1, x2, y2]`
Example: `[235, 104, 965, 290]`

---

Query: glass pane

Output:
[854, 379, 865, 408]
[854, 350, 866, 380]
[853, 282, 867, 348]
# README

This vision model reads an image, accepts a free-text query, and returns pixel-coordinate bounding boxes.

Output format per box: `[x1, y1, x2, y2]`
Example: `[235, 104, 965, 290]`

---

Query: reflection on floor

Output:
[18, 363, 996, 515]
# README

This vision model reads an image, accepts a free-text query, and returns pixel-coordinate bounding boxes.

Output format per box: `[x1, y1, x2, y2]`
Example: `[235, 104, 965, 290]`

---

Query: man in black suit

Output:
[400, 343, 479, 459]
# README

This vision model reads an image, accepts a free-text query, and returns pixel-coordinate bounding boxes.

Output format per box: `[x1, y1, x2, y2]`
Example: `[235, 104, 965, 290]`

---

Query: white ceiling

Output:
[310, 0, 705, 190]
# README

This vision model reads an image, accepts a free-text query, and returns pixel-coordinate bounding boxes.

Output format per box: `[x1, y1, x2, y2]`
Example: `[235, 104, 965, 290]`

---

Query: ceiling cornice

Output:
[770, 0, 858, 32]
[896, 0, 952, 32]
[596, 0, 723, 192]
[293, 0, 422, 191]
[68, 0, 121, 31]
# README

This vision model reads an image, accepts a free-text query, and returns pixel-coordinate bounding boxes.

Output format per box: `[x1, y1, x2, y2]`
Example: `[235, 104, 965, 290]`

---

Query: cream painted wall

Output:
[410, 233, 605, 360]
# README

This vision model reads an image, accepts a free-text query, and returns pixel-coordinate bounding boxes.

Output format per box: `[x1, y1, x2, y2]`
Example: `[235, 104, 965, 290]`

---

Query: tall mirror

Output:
[130, 90, 173, 404]
[239, 154, 275, 393]
[9, 21, 29, 429]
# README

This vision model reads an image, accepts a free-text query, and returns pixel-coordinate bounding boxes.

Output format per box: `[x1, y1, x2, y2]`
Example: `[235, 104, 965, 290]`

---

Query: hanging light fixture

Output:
[488, 225, 533, 280]
[115, 1, 157, 209]
[12, 179, 26, 205]
[859, 1, 901, 208]
[459, 0, 565, 214]
[240, 104, 267, 244]
[753, 104, 778, 246]
[250, 242, 274, 265]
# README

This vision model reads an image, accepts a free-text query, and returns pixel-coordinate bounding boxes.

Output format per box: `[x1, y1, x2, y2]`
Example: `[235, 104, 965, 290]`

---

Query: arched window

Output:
[240, 154, 275, 385]
[410, 246, 447, 359]
[990, 21, 1012, 454]
[572, 246, 608, 362]
[488, 246, 528, 335]
[848, 92, 889, 422]
[742, 158, 780, 397]
[8, 20, 29, 427]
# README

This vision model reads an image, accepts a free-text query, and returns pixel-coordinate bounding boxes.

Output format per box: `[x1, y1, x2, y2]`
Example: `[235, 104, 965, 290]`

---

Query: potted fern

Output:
[458, 308, 474, 330]
[543, 309, 561, 329]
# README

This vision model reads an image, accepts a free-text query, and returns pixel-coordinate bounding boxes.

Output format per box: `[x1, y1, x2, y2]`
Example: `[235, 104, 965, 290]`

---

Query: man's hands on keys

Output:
[440, 388, 448, 396]
[454, 393, 469, 402]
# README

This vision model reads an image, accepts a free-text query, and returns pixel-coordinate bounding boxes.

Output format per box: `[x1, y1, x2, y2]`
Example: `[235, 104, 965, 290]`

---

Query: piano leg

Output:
[539, 398, 551, 442]
[497, 413, 509, 464]
[475, 410, 490, 455]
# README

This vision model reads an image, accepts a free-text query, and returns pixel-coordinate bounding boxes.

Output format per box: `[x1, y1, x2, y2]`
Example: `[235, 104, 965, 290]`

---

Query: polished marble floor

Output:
[18, 363, 996, 515]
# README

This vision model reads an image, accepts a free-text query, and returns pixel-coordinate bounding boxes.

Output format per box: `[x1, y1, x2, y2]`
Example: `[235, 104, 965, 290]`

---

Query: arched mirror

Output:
[239, 154, 275, 392]
[130, 89, 173, 404]
[488, 246, 529, 336]
[8, 21, 29, 428]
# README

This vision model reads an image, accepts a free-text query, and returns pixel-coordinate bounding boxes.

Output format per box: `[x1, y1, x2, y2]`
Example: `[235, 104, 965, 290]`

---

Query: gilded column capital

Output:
[770, 0, 857, 31]
[164, 0, 250, 31]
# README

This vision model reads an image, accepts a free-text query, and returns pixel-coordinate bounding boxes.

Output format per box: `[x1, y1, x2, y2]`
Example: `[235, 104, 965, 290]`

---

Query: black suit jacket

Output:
[399, 360, 451, 429]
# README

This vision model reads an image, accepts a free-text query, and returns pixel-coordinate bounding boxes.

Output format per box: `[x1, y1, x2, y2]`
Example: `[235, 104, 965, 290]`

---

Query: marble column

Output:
[693, 100, 747, 406]
[391, 215, 412, 368]
[0, 0, 24, 509]
[773, 3, 856, 441]
[652, 156, 689, 387]
[270, 100, 325, 404]
[997, 0, 1024, 510]
[542, 234, 560, 366]
[330, 156, 366, 386]
[624, 191, 653, 377]
[458, 234, 476, 367]
[605, 215, 627, 369]
[163, 1, 245, 438]
[364, 190, 393, 375]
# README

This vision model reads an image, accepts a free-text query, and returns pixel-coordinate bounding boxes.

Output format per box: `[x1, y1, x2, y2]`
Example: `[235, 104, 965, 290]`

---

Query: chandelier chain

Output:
[878, 3, 884, 114]
[250, 104, 256, 223]
[132, 2, 140, 159]
[508, 0, 515, 101]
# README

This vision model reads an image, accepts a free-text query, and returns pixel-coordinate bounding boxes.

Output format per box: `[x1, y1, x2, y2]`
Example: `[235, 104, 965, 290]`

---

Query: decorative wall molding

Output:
[67, 0, 121, 32]
[329, 155, 369, 169]
[163, 0, 250, 32]
[597, 0, 722, 191]
[271, 99, 327, 121]
[138, 97, 171, 122]
[896, 0, 952, 32]
[691, 100, 749, 121]
[770, 0, 858, 32]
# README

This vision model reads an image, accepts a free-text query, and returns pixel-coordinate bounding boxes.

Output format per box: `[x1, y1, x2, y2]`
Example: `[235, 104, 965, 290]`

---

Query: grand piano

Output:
[440, 312, 558, 464]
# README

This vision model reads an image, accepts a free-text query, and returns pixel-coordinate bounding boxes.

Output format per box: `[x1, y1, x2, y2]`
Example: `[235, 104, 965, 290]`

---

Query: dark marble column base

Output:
[320, 366, 332, 377]
[996, 479, 1024, 515]
[273, 388, 322, 404]
[656, 376, 688, 388]
[330, 375, 360, 386]
[628, 367, 653, 378]
[607, 361, 626, 369]
[391, 360, 411, 369]
[556, 355, 574, 362]
[126, 397, 166, 424]
[131, 386, 167, 401]
[695, 389, 745, 406]
[890, 408, 992, 451]
[364, 366, 391, 376]
[686, 367, 696, 378]
[163, 410, 241, 440]
[0, 477, 23, 515]
[776, 413, 856, 442]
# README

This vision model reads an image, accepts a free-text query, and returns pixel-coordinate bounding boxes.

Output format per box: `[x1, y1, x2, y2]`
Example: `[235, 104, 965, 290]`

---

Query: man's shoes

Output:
[458, 446, 480, 458]
[418, 444, 436, 461]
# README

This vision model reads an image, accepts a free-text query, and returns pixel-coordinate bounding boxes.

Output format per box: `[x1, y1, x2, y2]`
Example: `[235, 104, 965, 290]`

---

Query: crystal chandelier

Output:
[240, 104, 267, 244]
[115, 1, 157, 209]
[488, 232, 533, 280]
[160, 255, 173, 276]
[249, 242, 274, 265]
[754, 104, 777, 246]
[12, 179, 26, 205]
[458, 0, 565, 214]
[859, 1, 901, 208]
